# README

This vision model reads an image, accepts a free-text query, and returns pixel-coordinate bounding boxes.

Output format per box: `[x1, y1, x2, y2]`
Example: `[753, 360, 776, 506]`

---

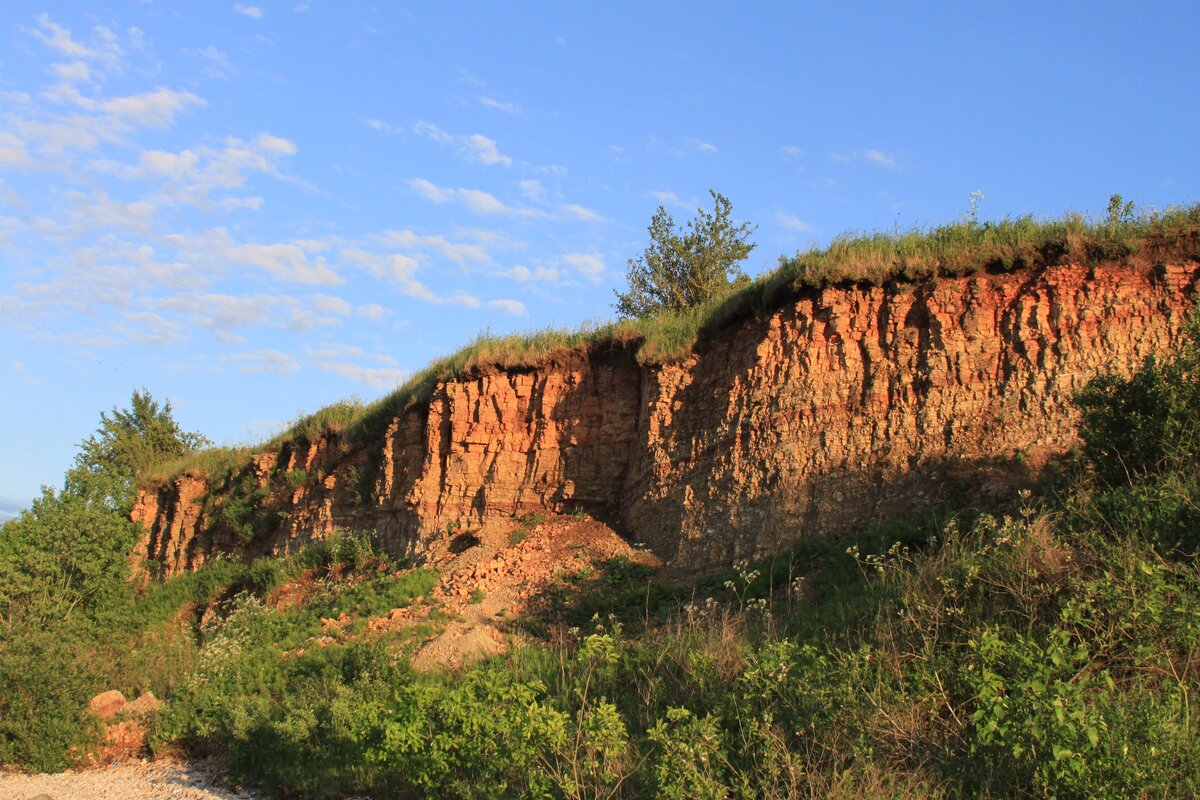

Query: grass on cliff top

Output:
[150, 201, 1200, 483]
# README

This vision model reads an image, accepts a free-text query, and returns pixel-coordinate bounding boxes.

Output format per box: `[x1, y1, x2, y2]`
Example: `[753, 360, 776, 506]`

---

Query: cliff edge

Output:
[133, 256, 1200, 576]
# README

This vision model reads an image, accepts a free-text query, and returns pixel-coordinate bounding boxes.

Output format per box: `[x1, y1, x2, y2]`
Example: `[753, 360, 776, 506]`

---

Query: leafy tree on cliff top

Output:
[614, 190, 756, 319]
[65, 388, 211, 514]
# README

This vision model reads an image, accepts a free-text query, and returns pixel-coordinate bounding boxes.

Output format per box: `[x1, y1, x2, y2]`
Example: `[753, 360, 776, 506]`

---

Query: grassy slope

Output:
[148, 203, 1200, 484]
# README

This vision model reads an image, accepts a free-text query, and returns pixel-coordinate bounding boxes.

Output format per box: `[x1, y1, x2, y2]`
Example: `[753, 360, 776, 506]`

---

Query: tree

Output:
[614, 190, 756, 319]
[65, 389, 211, 513]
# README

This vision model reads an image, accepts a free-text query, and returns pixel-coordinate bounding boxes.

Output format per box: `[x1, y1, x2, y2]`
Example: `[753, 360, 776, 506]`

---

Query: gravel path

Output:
[0, 758, 258, 800]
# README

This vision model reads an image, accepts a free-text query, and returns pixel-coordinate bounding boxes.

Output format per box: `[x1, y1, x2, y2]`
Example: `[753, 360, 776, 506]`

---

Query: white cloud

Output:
[487, 298, 526, 316]
[221, 349, 299, 375]
[118, 311, 188, 345]
[51, 61, 91, 83]
[233, 5, 265, 19]
[458, 188, 510, 214]
[184, 46, 234, 79]
[687, 138, 718, 154]
[831, 149, 899, 169]
[11, 116, 104, 156]
[863, 149, 897, 168]
[99, 87, 205, 129]
[781, 144, 804, 162]
[504, 264, 560, 283]
[405, 178, 544, 218]
[562, 252, 605, 282]
[371, 229, 492, 267]
[562, 203, 605, 222]
[160, 293, 279, 331]
[357, 303, 387, 320]
[225, 241, 340, 285]
[66, 190, 157, 235]
[463, 133, 510, 166]
[519, 179, 546, 201]
[412, 121, 511, 166]
[650, 190, 692, 209]
[311, 294, 351, 315]
[340, 246, 479, 306]
[314, 360, 407, 389]
[0, 133, 33, 168]
[303, 343, 365, 360]
[478, 96, 519, 114]
[364, 118, 402, 135]
[406, 177, 454, 204]
[109, 133, 299, 210]
[31, 14, 123, 67]
[775, 212, 812, 232]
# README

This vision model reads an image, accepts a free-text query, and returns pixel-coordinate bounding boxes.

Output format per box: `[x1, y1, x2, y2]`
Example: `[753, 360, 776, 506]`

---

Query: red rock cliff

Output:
[132, 259, 1200, 575]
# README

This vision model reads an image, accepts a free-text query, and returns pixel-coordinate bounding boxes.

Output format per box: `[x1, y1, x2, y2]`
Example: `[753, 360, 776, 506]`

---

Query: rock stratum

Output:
[133, 257, 1200, 576]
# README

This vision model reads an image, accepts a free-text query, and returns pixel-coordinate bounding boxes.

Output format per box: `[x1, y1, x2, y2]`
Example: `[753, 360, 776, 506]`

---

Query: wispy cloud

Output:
[220, 348, 300, 375]
[370, 228, 494, 267]
[406, 178, 545, 218]
[649, 190, 695, 210]
[313, 360, 407, 389]
[863, 149, 897, 168]
[831, 148, 899, 169]
[487, 298, 526, 316]
[774, 212, 812, 232]
[478, 96, 519, 114]
[562, 203, 605, 222]
[183, 45, 235, 79]
[519, 179, 546, 201]
[363, 117, 402, 136]
[562, 252, 605, 282]
[503, 264, 560, 283]
[687, 138, 718, 154]
[412, 121, 511, 166]
[94, 132, 298, 212]
[233, 5, 264, 19]
[30, 14, 123, 68]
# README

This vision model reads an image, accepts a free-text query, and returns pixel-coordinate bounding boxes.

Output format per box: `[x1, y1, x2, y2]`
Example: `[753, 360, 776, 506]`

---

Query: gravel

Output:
[0, 758, 258, 800]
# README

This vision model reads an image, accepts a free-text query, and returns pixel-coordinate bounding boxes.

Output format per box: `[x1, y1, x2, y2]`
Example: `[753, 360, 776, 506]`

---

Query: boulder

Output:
[87, 690, 127, 720]
[127, 691, 161, 716]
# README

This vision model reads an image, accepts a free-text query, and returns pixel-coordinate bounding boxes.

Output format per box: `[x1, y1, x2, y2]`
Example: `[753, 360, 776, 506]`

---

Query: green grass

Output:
[148, 202, 1200, 484]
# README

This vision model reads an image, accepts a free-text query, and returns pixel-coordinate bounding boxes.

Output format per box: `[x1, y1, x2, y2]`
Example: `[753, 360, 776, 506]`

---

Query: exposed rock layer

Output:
[133, 260, 1200, 575]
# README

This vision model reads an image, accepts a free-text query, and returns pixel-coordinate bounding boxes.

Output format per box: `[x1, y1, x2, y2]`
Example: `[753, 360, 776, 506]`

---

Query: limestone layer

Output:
[133, 260, 1200, 575]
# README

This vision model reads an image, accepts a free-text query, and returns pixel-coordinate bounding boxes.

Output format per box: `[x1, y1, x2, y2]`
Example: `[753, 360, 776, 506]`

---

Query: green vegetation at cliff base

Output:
[5, 314, 1200, 798]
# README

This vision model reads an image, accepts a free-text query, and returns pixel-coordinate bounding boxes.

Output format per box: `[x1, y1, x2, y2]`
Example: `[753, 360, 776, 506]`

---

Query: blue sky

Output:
[1, 2, 1198, 519]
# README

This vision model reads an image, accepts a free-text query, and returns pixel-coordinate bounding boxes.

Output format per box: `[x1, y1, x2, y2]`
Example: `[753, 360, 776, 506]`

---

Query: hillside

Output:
[135, 214, 1200, 577]
[5, 206, 1200, 799]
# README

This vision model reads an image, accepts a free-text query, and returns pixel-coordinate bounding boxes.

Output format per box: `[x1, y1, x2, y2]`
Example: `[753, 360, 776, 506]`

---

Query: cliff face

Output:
[133, 259, 1200, 576]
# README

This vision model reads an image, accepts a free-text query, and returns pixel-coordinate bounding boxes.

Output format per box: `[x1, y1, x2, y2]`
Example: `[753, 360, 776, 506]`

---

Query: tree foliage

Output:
[65, 388, 211, 513]
[614, 190, 756, 319]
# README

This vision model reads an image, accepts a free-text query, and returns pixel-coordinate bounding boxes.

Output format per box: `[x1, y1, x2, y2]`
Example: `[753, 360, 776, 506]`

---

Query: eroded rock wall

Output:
[133, 260, 1200, 576]
[625, 263, 1198, 567]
